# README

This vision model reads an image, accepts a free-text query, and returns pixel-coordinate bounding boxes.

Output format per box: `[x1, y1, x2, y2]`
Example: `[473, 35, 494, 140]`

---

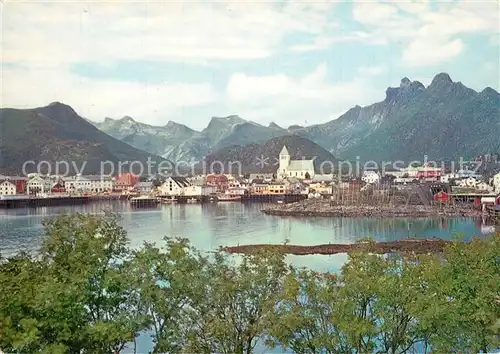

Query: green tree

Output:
[268, 270, 353, 353]
[0, 213, 147, 353]
[126, 237, 208, 353]
[0, 252, 48, 353]
[416, 234, 500, 353]
[184, 248, 290, 354]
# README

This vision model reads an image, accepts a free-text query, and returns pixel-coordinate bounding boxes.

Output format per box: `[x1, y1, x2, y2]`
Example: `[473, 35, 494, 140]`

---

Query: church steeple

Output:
[279, 145, 290, 176]
[279, 145, 290, 156]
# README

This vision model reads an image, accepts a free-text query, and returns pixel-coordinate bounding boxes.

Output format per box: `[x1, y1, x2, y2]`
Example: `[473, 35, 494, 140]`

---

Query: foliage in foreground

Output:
[0, 214, 499, 354]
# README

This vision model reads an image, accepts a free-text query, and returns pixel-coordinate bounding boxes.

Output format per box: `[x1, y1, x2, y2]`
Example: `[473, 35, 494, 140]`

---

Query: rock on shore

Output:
[222, 238, 452, 256]
[262, 199, 482, 218]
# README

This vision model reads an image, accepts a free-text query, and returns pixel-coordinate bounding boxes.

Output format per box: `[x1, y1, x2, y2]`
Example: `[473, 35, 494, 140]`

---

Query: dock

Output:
[0, 196, 91, 208]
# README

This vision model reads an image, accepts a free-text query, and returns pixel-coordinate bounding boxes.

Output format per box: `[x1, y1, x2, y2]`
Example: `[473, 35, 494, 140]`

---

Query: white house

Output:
[136, 181, 153, 194]
[64, 175, 114, 193]
[278, 146, 315, 180]
[86, 175, 114, 192]
[26, 175, 51, 195]
[362, 171, 380, 184]
[158, 177, 191, 196]
[183, 185, 217, 196]
[63, 175, 90, 193]
[494, 172, 500, 192]
[0, 180, 17, 195]
[476, 182, 493, 192]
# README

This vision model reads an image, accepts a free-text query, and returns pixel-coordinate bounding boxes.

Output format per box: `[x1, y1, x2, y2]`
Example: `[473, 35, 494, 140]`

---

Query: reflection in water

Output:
[0, 201, 495, 263]
[1, 202, 495, 354]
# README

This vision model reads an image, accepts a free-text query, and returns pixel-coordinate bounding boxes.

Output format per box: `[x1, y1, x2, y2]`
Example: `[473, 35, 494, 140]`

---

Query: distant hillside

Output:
[204, 135, 338, 175]
[0, 103, 166, 175]
[95, 73, 499, 163]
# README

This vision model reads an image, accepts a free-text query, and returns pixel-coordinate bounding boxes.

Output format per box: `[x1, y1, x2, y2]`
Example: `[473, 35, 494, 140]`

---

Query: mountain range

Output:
[94, 73, 500, 163]
[94, 114, 289, 163]
[1, 73, 498, 175]
[0, 103, 166, 174]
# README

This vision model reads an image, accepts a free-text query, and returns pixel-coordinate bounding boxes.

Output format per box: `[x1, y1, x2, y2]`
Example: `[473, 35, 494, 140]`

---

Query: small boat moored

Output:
[129, 195, 160, 207]
[217, 194, 241, 202]
[162, 197, 178, 204]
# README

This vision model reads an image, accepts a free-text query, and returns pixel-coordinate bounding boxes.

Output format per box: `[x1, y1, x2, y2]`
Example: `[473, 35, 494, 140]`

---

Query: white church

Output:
[278, 146, 315, 180]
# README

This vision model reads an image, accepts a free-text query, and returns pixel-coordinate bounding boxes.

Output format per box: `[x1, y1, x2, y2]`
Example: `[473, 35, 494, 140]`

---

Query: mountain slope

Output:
[95, 116, 201, 162]
[297, 73, 500, 161]
[0, 102, 166, 174]
[95, 115, 289, 162]
[204, 135, 337, 175]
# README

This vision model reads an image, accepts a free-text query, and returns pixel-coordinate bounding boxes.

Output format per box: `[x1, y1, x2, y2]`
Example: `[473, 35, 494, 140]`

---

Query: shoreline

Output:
[262, 200, 483, 218]
[222, 238, 453, 256]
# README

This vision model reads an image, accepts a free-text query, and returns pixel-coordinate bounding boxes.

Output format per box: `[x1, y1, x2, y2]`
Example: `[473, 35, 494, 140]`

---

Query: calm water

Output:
[0, 201, 495, 353]
[0, 201, 494, 271]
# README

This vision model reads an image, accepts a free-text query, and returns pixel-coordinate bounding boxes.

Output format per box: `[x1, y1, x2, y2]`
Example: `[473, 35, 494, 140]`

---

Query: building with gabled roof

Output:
[158, 177, 191, 196]
[278, 145, 315, 180]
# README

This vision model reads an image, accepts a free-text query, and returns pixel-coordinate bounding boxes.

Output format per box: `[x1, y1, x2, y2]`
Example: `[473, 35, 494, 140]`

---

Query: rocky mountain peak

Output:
[119, 116, 135, 123]
[268, 121, 282, 129]
[35, 102, 80, 123]
[400, 77, 411, 87]
[429, 72, 453, 88]
[385, 78, 425, 103]
[481, 87, 500, 97]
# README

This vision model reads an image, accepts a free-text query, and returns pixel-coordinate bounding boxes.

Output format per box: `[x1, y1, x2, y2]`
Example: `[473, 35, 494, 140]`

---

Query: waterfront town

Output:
[1, 146, 500, 213]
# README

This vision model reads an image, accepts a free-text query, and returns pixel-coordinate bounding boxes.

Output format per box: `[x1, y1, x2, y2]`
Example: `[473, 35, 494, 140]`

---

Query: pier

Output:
[0, 196, 91, 209]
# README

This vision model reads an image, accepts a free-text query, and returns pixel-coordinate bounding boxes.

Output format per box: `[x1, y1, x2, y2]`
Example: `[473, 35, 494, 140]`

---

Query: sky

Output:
[1, 0, 499, 130]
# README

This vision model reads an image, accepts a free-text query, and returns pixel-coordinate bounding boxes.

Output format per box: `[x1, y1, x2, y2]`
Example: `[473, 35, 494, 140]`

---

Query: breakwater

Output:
[262, 199, 483, 218]
[222, 238, 453, 256]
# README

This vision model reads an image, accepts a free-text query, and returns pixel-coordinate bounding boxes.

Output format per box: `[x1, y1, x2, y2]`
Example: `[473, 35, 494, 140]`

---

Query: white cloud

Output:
[0, 0, 337, 125]
[289, 31, 387, 52]
[2, 1, 337, 67]
[1, 65, 218, 125]
[357, 65, 386, 77]
[352, 0, 499, 67]
[403, 38, 464, 67]
[225, 64, 381, 126]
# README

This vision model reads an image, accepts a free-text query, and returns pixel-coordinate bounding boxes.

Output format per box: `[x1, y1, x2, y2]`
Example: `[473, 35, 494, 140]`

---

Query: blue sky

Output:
[2, 0, 499, 130]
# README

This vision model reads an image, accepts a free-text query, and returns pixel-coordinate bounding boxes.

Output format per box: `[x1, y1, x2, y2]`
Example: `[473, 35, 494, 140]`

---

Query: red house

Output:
[5, 176, 28, 194]
[433, 191, 450, 203]
[51, 183, 66, 193]
[114, 173, 139, 191]
[417, 165, 441, 180]
[206, 174, 229, 192]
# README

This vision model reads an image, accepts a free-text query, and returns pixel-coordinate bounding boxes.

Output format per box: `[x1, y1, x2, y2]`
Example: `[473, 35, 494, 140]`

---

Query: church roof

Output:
[279, 145, 289, 155]
[287, 159, 314, 172]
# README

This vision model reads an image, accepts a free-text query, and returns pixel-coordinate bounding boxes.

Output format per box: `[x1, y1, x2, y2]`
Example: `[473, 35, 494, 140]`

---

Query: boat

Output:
[217, 194, 241, 202]
[187, 197, 198, 204]
[129, 195, 159, 207]
[162, 197, 178, 204]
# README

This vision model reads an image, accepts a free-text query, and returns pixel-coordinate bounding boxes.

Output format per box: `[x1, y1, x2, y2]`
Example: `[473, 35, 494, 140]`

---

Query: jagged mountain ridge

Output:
[94, 114, 290, 162]
[295, 73, 500, 161]
[0, 102, 167, 174]
[204, 135, 338, 175]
